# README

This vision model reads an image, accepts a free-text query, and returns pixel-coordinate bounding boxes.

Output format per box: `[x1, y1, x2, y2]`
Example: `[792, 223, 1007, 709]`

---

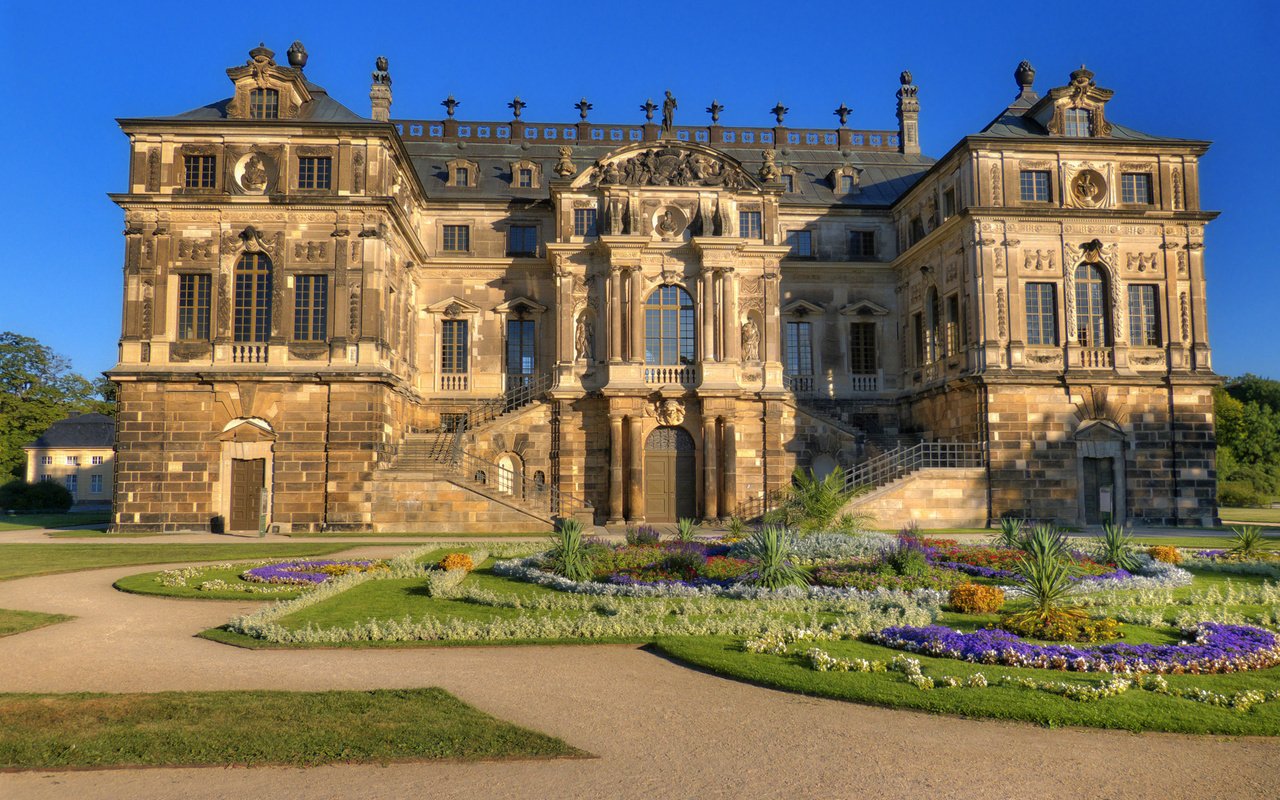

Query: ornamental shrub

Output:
[439, 552, 475, 573]
[0, 479, 73, 513]
[999, 613, 1122, 643]
[1147, 545, 1183, 565]
[884, 540, 930, 578]
[1230, 525, 1271, 560]
[949, 583, 1005, 614]
[625, 525, 661, 546]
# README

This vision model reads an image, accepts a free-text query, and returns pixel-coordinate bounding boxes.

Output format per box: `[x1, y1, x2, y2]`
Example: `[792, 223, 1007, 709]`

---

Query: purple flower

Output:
[1195, 549, 1227, 559]
[243, 559, 380, 586]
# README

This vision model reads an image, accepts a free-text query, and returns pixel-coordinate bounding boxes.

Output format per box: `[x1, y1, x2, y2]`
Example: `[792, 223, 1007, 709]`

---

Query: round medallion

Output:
[234, 152, 274, 194]
[652, 205, 689, 239]
[1071, 169, 1107, 207]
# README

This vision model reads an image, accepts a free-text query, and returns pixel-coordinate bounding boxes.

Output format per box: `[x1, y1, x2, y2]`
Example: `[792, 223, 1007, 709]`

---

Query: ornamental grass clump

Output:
[1230, 525, 1271, 560]
[676, 517, 700, 542]
[949, 583, 1005, 614]
[989, 517, 1025, 549]
[741, 526, 809, 589]
[1147, 545, 1183, 565]
[1097, 522, 1140, 571]
[544, 520, 594, 582]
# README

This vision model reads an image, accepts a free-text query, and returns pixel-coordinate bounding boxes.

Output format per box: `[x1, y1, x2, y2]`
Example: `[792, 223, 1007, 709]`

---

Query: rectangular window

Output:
[297, 156, 332, 189]
[573, 208, 597, 237]
[40, 455, 52, 465]
[1025, 283, 1058, 346]
[249, 88, 279, 119]
[39, 475, 51, 482]
[787, 230, 812, 257]
[506, 319, 535, 377]
[517, 168, 533, 188]
[840, 174, 855, 194]
[1064, 108, 1092, 137]
[441, 319, 468, 374]
[91, 455, 104, 466]
[849, 322, 877, 374]
[177, 273, 211, 341]
[945, 294, 961, 355]
[782, 173, 794, 192]
[90, 474, 103, 494]
[442, 225, 470, 252]
[739, 210, 762, 239]
[784, 321, 813, 375]
[848, 230, 876, 259]
[507, 225, 538, 256]
[65, 475, 77, 494]
[943, 188, 957, 220]
[1020, 170, 1051, 202]
[66, 456, 79, 466]
[912, 313, 925, 366]
[293, 275, 328, 341]
[183, 155, 216, 189]
[454, 167, 469, 186]
[1121, 173, 1153, 205]
[1128, 284, 1161, 347]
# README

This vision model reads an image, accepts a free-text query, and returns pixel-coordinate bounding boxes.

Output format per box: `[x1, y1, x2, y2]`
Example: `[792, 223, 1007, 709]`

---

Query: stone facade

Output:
[108, 46, 1219, 531]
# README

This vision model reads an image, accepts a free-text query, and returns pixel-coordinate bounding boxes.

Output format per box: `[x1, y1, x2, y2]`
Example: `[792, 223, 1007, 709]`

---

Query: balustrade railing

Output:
[440, 374, 469, 392]
[452, 449, 592, 521]
[1080, 348, 1114, 368]
[644, 365, 697, 386]
[231, 344, 268, 363]
[783, 374, 815, 395]
[850, 373, 880, 392]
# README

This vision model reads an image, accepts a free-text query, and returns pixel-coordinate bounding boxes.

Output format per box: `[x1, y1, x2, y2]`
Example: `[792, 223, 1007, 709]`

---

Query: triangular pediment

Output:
[494, 296, 547, 315]
[840, 299, 890, 316]
[426, 296, 482, 316]
[574, 140, 760, 192]
[782, 299, 825, 316]
[1073, 419, 1125, 442]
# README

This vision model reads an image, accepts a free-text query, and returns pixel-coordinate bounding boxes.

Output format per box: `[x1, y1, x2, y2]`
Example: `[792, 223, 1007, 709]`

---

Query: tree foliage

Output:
[1214, 376, 1280, 505]
[0, 332, 113, 479]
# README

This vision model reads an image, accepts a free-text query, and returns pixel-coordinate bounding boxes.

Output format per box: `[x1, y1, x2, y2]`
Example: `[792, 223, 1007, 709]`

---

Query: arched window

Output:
[249, 88, 279, 120]
[1074, 263, 1110, 347]
[644, 285, 695, 366]
[234, 253, 272, 343]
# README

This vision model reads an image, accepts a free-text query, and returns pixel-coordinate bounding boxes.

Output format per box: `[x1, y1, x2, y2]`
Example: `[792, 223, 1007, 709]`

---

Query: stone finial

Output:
[508, 96, 526, 119]
[575, 97, 593, 121]
[370, 56, 393, 121]
[287, 41, 308, 69]
[1015, 60, 1036, 90]
[770, 102, 789, 125]
[441, 95, 460, 118]
[249, 43, 275, 63]
[640, 98, 658, 122]
[833, 102, 852, 127]
[554, 146, 576, 178]
[706, 100, 724, 124]
[1071, 64, 1095, 85]
[896, 69, 920, 155]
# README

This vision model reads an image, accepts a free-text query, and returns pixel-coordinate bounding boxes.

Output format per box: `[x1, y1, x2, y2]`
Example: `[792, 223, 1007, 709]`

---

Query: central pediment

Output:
[574, 141, 760, 192]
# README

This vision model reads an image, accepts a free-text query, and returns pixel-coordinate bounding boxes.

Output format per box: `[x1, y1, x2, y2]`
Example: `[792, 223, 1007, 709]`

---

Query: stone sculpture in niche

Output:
[741, 319, 761, 361]
[575, 313, 594, 360]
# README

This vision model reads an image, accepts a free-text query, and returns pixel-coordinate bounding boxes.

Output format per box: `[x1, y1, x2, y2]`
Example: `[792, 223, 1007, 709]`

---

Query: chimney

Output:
[896, 70, 920, 155]
[370, 55, 392, 122]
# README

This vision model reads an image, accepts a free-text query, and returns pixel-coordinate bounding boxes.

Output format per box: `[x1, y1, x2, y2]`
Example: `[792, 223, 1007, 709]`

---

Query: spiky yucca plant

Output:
[725, 516, 747, 539]
[741, 526, 809, 589]
[989, 517, 1025, 549]
[676, 517, 700, 542]
[1230, 525, 1271, 559]
[545, 519, 593, 582]
[1020, 523, 1071, 565]
[1097, 522, 1139, 570]
[1004, 541, 1085, 635]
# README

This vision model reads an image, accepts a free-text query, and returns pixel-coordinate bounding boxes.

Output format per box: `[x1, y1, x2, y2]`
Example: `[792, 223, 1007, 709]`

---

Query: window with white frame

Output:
[90, 474, 103, 494]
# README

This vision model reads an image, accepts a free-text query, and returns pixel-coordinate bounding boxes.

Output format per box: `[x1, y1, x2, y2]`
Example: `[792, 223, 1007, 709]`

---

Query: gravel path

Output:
[0, 550, 1275, 799]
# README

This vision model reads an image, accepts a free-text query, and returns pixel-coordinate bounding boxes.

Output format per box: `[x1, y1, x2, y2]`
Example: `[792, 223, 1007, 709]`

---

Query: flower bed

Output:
[242, 559, 388, 586]
[867, 622, 1280, 674]
[813, 561, 966, 592]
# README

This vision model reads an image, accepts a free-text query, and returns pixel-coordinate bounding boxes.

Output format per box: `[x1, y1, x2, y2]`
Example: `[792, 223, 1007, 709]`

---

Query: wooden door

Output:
[1082, 457, 1114, 525]
[230, 458, 265, 531]
[644, 427, 695, 523]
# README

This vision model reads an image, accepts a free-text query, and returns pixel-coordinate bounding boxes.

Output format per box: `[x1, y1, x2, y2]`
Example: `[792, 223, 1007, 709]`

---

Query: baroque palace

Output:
[108, 43, 1219, 532]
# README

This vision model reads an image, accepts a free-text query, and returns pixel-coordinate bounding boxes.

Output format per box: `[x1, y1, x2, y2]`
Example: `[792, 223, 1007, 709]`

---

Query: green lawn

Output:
[45, 531, 180, 538]
[0, 608, 73, 637]
[284, 531, 550, 538]
[1220, 507, 1280, 526]
[0, 512, 111, 532]
[0, 688, 583, 769]
[0, 544, 353, 582]
[114, 563, 312, 601]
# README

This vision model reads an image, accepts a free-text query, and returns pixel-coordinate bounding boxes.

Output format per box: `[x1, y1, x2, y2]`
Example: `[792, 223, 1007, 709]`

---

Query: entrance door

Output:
[1082, 456, 1115, 525]
[644, 426, 696, 522]
[230, 458, 265, 531]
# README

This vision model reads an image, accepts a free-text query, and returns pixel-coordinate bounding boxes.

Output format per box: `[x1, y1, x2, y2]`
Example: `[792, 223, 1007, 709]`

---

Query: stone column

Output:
[763, 271, 781, 362]
[608, 266, 623, 363]
[554, 266, 575, 367]
[608, 413, 624, 523]
[721, 416, 737, 518]
[722, 269, 740, 361]
[627, 415, 644, 522]
[703, 414, 719, 520]
[629, 267, 644, 363]
[700, 268, 716, 361]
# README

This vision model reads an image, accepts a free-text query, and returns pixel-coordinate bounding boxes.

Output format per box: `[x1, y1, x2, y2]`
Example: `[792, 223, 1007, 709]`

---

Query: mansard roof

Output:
[24, 413, 114, 450]
[143, 81, 368, 125]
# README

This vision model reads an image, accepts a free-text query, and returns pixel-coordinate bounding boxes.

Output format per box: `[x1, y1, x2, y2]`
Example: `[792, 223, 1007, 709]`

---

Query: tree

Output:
[0, 332, 109, 479]
[1225, 374, 1280, 415]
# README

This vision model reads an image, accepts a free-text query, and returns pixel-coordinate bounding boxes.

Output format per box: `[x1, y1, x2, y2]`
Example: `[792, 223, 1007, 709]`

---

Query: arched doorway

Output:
[497, 454, 521, 495]
[644, 426, 696, 522]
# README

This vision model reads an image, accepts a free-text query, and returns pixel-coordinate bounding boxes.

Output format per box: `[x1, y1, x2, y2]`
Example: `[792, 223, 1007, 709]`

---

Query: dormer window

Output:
[830, 165, 860, 196]
[445, 159, 479, 188]
[455, 167, 469, 185]
[782, 173, 794, 192]
[508, 160, 541, 189]
[840, 175, 855, 194]
[249, 88, 280, 120]
[1064, 108, 1091, 137]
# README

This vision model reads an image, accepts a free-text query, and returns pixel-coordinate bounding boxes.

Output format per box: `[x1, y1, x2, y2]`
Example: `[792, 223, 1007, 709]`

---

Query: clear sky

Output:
[1, 0, 1276, 380]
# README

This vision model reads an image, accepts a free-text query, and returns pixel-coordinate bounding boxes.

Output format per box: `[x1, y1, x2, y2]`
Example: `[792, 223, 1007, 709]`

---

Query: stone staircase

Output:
[391, 431, 457, 471]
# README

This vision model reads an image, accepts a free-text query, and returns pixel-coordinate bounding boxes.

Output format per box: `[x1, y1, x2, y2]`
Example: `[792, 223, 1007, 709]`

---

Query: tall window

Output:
[849, 322, 877, 373]
[297, 157, 332, 189]
[453, 166, 469, 186]
[782, 173, 794, 192]
[65, 475, 77, 495]
[441, 319, 468, 374]
[787, 230, 812, 257]
[1020, 170, 1051, 202]
[92, 456, 103, 465]
[90, 474, 103, 494]
[183, 155, 216, 189]
[909, 217, 925, 245]
[784, 321, 813, 375]
[442, 225, 470, 252]
[1025, 283, 1058, 346]
[40, 456, 51, 465]
[506, 319, 535, 378]
[739, 210, 762, 239]
[912, 313, 925, 366]
[1128, 284, 1161, 346]
[1074, 264, 1110, 347]
[927, 288, 942, 360]
[942, 188, 957, 220]
[644, 285, 695, 366]
[1064, 108, 1092, 137]
[517, 168, 533, 188]
[945, 294, 961, 355]
[293, 275, 328, 341]
[507, 225, 538, 256]
[840, 174, 855, 194]
[573, 208, 597, 237]
[177, 274, 211, 340]
[1121, 173, 1153, 205]
[249, 88, 279, 119]
[849, 230, 876, 259]
[233, 253, 272, 343]
[66, 456, 80, 466]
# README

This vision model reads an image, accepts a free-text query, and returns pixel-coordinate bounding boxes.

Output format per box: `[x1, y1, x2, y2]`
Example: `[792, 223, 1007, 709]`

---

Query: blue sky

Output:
[1, 0, 1276, 380]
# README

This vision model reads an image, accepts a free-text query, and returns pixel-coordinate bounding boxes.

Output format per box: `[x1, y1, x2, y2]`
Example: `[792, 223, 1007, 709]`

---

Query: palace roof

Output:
[24, 414, 115, 450]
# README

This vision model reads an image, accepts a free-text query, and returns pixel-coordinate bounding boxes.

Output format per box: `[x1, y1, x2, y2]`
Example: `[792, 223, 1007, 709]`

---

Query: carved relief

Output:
[592, 146, 751, 189]
[993, 248, 1006, 276]
[169, 342, 211, 362]
[653, 399, 686, 426]
[1023, 249, 1055, 272]
[1176, 250, 1188, 277]
[177, 239, 214, 261]
[352, 150, 365, 194]
[348, 287, 361, 337]
[741, 318, 761, 361]
[293, 241, 330, 263]
[140, 280, 153, 338]
[1068, 168, 1108, 208]
[1027, 352, 1063, 365]
[1171, 167, 1184, 210]
[1126, 252, 1158, 273]
[350, 240, 362, 264]
[1180, 292, 1190, 342]
[145, 149, 160, 192]
[1131, 352, 1166, 366]
[217, 273, 230, 339]
[233, 152, 275, 194]
[996, 288, 1007, 341]
[989, 163, 1002, 205]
